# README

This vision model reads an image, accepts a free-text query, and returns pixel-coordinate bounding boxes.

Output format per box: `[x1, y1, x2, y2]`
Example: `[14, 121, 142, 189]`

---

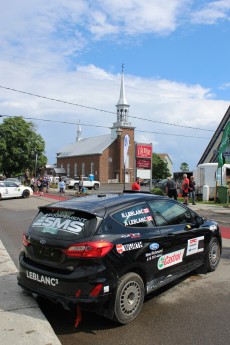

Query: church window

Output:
[82, 162, 85, 176]
[91, 162, 95, 175]
[74, 163, 77, 177]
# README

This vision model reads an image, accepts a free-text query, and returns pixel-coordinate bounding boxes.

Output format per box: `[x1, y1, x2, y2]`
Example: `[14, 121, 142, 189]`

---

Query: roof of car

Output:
[41, 192, 167, 217]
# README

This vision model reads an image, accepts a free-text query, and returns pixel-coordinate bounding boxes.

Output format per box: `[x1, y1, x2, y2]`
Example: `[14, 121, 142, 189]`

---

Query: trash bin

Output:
[89, 174, 94, 181]
[217, 185, 229, 204]
[203, 185, 209, 201]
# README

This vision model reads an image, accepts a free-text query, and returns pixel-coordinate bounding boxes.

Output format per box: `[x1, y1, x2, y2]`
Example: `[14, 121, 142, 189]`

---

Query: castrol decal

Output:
[157, 249, 185, 270]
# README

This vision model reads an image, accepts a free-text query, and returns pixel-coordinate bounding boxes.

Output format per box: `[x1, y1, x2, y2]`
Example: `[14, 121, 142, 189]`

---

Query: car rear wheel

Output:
[113, 272, 144, 324]
[74, 183, 79, 190]
[94, 183, 99, 190]
[206, 238, 221, 272]
[22, 190, 30, 198]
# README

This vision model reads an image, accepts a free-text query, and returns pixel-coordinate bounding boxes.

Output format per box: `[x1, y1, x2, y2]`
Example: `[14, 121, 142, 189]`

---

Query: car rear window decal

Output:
[33, 215, 85, 234]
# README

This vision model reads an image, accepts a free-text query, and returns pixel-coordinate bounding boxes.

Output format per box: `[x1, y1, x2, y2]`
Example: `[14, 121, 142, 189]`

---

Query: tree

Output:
[0, 116, 47, 177]
[152, 153, 170, 179]
[180, 162, 189, 172]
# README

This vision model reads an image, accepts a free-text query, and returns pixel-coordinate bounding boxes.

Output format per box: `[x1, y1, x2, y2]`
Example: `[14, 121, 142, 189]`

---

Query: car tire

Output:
[113, 272, 144, 324]
[74, 183, 79, 190]
[206, 237, 221, 272]
[94, 183, 99, 190]
[22, 190, 30, 198]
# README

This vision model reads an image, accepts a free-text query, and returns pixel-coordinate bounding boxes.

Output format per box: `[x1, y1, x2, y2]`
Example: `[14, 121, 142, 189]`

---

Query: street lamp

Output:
[34, 151, 38, 179]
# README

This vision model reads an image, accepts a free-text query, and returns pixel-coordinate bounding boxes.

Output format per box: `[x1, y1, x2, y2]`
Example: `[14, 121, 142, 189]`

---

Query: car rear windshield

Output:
[29, 208, 100, 240]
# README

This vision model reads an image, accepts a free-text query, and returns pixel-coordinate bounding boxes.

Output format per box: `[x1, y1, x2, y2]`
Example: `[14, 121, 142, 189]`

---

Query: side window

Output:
[148, 200, 194, 226]
[112, 203, 154, 228]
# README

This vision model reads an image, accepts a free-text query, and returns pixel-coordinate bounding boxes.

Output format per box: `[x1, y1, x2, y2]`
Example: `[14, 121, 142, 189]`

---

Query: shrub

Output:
[151, 188, 164, 196]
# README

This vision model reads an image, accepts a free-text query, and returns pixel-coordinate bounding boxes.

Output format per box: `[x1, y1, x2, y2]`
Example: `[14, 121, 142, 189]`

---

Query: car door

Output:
[147, 199, 206, 275]
[5, 181, 20, 197]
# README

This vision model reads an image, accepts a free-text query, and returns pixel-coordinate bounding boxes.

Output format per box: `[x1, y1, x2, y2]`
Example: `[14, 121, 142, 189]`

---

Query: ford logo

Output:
[40, 239, 46, 245]
[149, 243, 159, 251]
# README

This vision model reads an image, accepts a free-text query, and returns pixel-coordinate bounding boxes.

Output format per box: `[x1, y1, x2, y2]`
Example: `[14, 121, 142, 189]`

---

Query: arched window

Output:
[67, 164, 70, 177]
[82, 162, 85, 176]
[74, 163, 77, 178]
[91, 162, 94, 175]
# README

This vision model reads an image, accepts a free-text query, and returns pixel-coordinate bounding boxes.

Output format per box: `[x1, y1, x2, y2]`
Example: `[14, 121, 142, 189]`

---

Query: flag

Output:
[124, 134, 130, 165]
[218, 121, 230, 168]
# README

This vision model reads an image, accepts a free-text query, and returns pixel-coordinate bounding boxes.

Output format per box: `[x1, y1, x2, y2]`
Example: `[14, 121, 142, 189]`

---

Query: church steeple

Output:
[114, 64, 131, 128]
[76, 122, 82, 142]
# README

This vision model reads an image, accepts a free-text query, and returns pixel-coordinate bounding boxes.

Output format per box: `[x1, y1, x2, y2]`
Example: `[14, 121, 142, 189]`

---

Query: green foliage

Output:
[152, 154, 170, 179]
[180, 162, 189, 171]
[151, 188, 165, 195]
[0, 116, 47, 177]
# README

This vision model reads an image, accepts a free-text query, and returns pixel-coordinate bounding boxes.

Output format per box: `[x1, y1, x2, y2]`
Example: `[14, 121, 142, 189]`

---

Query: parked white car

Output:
[0, 181, 33, 199]
[67, 177, 100, 190]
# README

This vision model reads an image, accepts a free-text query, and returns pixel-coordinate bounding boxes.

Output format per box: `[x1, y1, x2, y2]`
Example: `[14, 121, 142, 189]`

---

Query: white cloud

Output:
[190, 0, 230, 24]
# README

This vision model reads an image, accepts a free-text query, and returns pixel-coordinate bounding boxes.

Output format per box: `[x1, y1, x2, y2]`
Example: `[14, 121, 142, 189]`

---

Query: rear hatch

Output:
[24, 207, 102, 269]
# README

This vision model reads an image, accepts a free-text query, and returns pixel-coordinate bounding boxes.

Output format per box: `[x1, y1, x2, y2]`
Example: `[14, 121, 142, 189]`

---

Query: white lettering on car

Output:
[32, 216, 83, 234]
[26, 271, 59, 286]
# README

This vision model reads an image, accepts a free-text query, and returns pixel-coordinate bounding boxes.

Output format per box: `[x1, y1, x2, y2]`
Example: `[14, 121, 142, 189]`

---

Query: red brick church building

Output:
[56, 70, 136, 183]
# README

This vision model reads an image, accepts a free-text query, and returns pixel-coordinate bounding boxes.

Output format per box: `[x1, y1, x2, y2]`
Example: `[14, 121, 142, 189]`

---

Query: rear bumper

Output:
[17, 252, 116, 315]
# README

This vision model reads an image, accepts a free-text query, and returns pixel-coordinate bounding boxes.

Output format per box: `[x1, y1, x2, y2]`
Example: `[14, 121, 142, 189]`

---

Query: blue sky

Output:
[1, 0, 230, 172]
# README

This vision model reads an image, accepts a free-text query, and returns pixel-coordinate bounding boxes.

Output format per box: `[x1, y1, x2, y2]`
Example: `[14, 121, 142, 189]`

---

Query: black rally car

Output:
[17, 193, 222, 324]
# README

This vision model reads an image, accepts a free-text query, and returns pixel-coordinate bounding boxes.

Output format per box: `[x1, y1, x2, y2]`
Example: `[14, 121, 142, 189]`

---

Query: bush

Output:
[151, 188, 165, 196]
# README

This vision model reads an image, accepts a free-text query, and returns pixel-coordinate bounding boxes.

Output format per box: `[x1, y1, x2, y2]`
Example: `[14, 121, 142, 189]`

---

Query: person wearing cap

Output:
[132, 177, 141, 191]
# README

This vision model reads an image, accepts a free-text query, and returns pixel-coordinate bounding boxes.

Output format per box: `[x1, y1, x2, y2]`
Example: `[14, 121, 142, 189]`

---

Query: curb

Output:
[0, 240, 61, 345]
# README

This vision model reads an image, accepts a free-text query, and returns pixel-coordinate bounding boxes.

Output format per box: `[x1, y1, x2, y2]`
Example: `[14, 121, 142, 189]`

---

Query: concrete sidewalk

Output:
[0, 240, 61, 345]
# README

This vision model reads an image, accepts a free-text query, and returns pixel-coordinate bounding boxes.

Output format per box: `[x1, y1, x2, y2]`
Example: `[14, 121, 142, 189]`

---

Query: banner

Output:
[218, 121, 230, 167]
[124, 134, 130, 165]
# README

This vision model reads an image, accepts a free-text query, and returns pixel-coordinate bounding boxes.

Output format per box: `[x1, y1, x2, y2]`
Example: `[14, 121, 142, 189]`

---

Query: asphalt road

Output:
[0, 194, 230, 345]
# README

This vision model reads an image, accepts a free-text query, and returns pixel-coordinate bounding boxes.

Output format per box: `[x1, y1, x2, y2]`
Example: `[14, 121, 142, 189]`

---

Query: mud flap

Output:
[74, 304, 82, 328]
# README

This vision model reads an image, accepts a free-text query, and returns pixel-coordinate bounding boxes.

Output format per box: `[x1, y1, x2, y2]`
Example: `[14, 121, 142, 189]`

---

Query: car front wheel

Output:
[113, 272, 144, 324]
[94, 183, 99, 190]
[206, 238, 221, 272]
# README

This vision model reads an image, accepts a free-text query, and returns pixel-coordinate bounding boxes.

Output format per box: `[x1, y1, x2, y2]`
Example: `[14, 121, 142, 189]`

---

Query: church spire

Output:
[114, 64, 131, 128]
[76, 122, 82, 142]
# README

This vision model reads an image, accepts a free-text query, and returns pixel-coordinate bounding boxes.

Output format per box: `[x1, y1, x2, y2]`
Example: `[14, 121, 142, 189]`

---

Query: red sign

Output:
[136, 159, 151, 169]
[136, 144, 152, 158]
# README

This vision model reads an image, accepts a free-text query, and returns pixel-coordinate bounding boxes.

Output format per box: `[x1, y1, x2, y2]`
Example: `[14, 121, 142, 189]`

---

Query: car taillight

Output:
[63, 241, 113, 258]
[22, 234, 31, 247]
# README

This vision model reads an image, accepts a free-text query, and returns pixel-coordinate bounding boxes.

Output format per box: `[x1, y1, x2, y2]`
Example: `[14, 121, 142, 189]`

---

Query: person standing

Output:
[58, 178, 65, 196]
[132, 177, 141, 191]
[79, 175, 83, 193]
[182, 173, 190, 205]
[189, 176, 196, 205]
[37, 177, 44, 196]
[166, 176, 178, 200]
[30, 176, 35, 192]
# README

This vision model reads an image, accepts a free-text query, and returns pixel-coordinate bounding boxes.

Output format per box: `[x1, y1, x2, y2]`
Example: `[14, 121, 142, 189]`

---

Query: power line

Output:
[0, 113, 211, 140]
[0, 85, 215, 132]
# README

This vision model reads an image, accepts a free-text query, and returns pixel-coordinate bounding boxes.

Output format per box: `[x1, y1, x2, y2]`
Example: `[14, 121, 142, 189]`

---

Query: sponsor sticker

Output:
[186, 236, 204, 256]
[116, 241, 143, 254]
[149, 243, 159, 251]
[121, 233, 141, 239]
[157, 249, 185, 270]
[33, 215, 84, 234]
